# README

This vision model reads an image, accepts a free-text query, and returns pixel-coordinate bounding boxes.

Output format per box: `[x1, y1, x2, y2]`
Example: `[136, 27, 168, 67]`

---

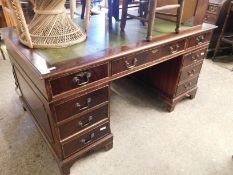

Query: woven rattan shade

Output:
[8, 0, 90, 48]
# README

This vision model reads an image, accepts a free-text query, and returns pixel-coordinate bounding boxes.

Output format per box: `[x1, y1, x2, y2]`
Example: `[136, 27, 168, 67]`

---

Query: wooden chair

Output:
[120, 0, 184, 41]
[213, 1, 233, 60]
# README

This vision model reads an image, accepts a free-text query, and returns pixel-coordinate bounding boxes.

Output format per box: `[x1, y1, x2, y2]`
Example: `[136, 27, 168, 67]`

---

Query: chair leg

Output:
[120, 0, 128, 31]
[147, 0, 157, 41]
[0, 39, 6, 60]
[213, 39, 221, 60]
[175, 0, 184, 33]
[140, 1, 149, 26]
[0, 46, 6, 60]
[108, 0, 113, 28]
[81, 0, 86, 19]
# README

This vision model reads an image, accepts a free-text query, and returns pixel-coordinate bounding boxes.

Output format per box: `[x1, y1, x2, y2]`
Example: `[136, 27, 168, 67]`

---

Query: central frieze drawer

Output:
[58, 105, 109, 140]
[62, 122, 110, 158]
[111, 40, 185, 75]
[111, 50, 150, 75]
[50, 63, 108, 96]
[54, 87, 109, 122]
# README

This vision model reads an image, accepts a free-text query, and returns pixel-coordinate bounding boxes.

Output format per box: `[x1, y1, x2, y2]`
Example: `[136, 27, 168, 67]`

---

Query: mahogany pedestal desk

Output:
[2, 16, 216, 175]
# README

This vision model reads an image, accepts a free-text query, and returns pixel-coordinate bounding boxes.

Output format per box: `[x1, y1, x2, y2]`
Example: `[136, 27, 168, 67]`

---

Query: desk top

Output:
[2, 15, 216, 79]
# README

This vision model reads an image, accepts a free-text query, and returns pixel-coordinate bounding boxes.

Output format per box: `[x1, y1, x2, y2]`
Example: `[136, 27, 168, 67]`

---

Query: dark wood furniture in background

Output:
[120, 0, 185, 41]
[2, 15, 216, 175]
[0, 0, 34, 26]
[0, 0, 34, 60]
[1, 0, 15, 28]
[204, 0, 233, 57]
[0, 0, 7, 28]
[108, 0, 208, 29]
[213, 1, 233, 59]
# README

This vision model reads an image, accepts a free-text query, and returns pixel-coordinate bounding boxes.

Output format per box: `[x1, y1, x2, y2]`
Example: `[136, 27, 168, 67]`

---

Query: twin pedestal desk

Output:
[3, 17, 216, 175]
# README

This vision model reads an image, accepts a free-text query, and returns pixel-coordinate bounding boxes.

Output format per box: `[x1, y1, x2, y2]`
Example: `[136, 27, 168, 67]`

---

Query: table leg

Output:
[81, 0, 86, 19]
[120, 0, 128, 31]
[108, 0, 113, 28]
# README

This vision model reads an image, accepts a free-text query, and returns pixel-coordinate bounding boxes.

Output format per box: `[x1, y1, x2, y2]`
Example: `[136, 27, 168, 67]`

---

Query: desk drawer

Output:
[204, 12, 218, 24]
[182, 48, 207, 67]
[58, 105, 109, 140]
[179, 63, 203, 83]
[54, 87, 109, 122]
[155, 40, 185, 59]
[207, 4, 220, 15]
[176, 77, 199, 96]
[111, 51, 150, 75]
[62, 122, 110, 158]
[187, 32, 212, 48]
[111, 40, 185, 75]
[50, 63, 108, 96]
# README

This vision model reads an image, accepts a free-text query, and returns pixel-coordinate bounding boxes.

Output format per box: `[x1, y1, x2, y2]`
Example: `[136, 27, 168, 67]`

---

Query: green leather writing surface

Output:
[36, 16, 190, 64]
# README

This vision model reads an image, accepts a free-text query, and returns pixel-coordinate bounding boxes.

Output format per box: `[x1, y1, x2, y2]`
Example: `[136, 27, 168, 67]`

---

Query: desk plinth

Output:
[2, 17, 216, 175]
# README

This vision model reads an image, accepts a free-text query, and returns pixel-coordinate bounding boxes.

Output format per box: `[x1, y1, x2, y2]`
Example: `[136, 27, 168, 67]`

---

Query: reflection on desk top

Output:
[2, 15, 216, 79]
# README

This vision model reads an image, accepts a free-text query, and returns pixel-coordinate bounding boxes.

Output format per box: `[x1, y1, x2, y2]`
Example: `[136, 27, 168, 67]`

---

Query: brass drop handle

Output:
[73, 72, 92, 86]
[188, 69, 196, 76]
[196, 35, 205, 44]
[75, 98, 92, 111]
[184, 82, 192, 90]
[210, 6, 216, 12]
[78, 116, 93, 128]
[169, 44, 180, 54]
[80, 133, 95, 145]
[125, 58, 138, 69]
[191, 54, 200, 62]
[191, 56, 197, 62]
[151, 49, 159, 54]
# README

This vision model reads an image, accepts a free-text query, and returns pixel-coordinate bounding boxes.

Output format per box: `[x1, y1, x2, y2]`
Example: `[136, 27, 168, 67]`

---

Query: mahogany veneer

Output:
[2, 16, 216, 175]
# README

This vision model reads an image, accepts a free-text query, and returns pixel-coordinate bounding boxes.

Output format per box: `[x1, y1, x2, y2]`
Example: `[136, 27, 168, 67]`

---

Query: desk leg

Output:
[59, 134, 113, 175]
[120, 0, 128, 31]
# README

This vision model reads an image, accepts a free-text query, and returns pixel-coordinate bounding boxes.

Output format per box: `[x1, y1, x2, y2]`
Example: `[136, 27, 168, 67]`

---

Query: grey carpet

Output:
[212, 56, 233, 71]
[0, 55, 233, 175]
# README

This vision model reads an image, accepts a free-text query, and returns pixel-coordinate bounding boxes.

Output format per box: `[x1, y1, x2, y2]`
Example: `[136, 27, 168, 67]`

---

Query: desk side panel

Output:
[14, 66, 53, 142]
[5, 38, 50, 101]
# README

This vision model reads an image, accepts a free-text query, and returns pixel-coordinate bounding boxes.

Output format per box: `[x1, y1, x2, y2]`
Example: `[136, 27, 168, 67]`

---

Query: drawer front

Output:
[62, 122, 110, 158]
[156, 40, 185, 59]
[111, 51, 150, 75]
[187, 32, 212, 48]
[207, 4, 219, 15]
[176, 77, 199, 96]
[51, 63, 109, 96]
[111, 40, 185, 75]
[179, 63, 203, 82]
[58, 105, 109, 140]
[182, 48, 207, 67]
[54, 87, 109, 122]
[204, 12, 217, 24]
